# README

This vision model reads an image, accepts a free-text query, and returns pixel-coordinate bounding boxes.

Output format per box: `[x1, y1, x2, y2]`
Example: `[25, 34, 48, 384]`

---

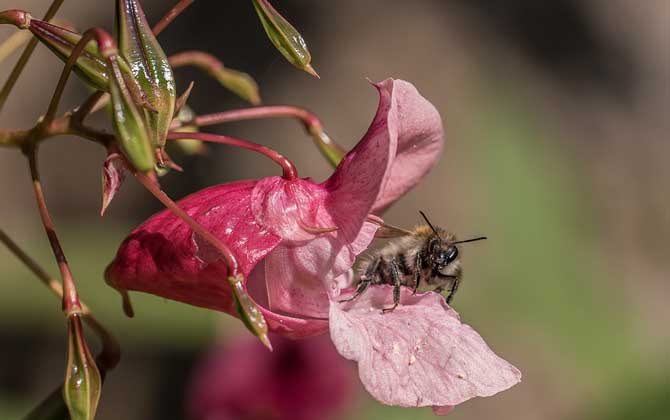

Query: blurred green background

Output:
[1, 0, 668, 419]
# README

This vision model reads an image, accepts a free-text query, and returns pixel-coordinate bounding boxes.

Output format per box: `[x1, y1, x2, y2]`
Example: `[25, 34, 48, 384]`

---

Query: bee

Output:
[346, 211, 487, 312]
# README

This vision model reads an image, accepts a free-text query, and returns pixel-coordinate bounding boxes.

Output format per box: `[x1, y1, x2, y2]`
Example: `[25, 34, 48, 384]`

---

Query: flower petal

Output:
[251, 80, 404, 318]
[329, 286, 521, 409]
[252, 177, 379, 318]
[369, 79, 444, 214]
[106, 180, 327, 337]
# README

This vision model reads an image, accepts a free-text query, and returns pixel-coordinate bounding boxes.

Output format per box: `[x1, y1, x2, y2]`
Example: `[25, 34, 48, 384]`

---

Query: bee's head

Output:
[427, 237, 461, 276]
[420, 211, 487, 274]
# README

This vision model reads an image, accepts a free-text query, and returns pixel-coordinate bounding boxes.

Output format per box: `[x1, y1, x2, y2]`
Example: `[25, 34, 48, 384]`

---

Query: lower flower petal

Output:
[329, 285, 521, 409]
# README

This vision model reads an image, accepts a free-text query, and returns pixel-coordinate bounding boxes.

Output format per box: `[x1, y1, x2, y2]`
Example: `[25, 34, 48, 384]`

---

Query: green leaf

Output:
[116, 0, 176, 149]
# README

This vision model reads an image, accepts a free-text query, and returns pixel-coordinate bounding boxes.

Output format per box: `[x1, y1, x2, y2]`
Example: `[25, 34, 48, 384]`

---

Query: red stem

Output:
[27, 148, 81, 314]
[152, 0, 195, 36]
[133, 171, 240, 276]
[167, 131, 298, 180]
[190, 105, 322, 129]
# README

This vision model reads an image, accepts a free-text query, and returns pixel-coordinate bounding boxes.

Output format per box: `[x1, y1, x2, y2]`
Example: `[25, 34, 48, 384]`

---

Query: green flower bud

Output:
[63, 315, 102, 420]
[251, 0, 318, 77]
[168, 51, 261, 105]
[228, 274, 272, 350]
[107, 55, 156, 173]
[169, 105, 207, 156]
[116, 0, 176, 149]
[29, 19, 109, 91]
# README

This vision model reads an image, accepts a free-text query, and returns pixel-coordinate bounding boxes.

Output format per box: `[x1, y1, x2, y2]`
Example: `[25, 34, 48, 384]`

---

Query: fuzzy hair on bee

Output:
[346, 212, 486, 313]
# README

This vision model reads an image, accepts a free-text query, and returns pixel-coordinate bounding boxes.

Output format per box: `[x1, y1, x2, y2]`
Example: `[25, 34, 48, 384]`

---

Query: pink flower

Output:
[106, 78, 520, 414]
[187, 334, 355, 420]
[106, 78, 440, 337]
[331, 286, 521, 415]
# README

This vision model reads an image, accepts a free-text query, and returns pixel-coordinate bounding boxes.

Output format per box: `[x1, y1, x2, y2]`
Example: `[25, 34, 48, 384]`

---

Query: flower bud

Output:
[169, 105, 207, 156]
[251, 0, 318, 77]
[307, 126, 345, 167]
[63, 315, 102, 420]
[228, 274, 272, 350]
[116, 0, 176, 149]
[107, 55, 156, 173]
[28, 19, 110, 91]
[168, 51, 261, 105]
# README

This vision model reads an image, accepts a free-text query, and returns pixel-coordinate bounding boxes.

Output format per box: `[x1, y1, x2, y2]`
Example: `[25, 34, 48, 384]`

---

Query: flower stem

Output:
[0, 229, 120, 372]
[167, 131, 298, 180]
[133, 170, 240, 276]
[0, 0, 64, 114]
[26, 147, 82, 315]
[172, 106, 346, 167]
[152, 0, 195, 36]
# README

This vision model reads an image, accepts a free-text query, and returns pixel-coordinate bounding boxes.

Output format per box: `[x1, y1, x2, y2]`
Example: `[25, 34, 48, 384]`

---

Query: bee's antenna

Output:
[419, 211, 440, 237]
[452, 236, 488, 245]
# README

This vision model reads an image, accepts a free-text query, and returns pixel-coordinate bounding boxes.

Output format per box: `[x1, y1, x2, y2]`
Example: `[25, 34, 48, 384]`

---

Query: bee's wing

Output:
[366, 215, 413, 238]
[374, 223, 413, 238]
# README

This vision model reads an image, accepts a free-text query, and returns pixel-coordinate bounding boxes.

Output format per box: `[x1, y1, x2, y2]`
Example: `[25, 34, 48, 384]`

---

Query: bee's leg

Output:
[412, 252, 423, 294]
[339, 257, 379, 302]
[446, 276, 460, 304]
[382, 258, 402, 313]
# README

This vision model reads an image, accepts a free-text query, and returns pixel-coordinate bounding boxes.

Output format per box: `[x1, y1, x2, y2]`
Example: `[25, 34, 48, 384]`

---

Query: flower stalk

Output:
[151, 0, 195, 36]
[166, 131, 297, 180]
[171, 105, 346, 166]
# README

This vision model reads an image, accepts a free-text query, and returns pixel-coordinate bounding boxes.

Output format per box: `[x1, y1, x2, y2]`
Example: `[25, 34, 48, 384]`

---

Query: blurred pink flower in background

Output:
[187, 334, 355, 420]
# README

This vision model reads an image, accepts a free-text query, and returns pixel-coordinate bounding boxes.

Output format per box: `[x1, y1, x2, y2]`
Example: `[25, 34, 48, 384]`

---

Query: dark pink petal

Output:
[330, 286, 521, 409]
[101, 153, 126, 216]
[105, 180, 328, 338]
[369, 79, 444, 214]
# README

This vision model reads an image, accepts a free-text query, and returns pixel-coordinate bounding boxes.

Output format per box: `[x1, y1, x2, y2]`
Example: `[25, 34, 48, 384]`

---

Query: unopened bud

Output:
[228, 274, 272, 351]
[107, 55, 156, 173]
[307, 126, 345, 167]
[251, 0, 318, 77]
[169, 105, 207, 156]
[63, 315, 102, 420]
[116, 0, 176, 149]
[28, 19, 109, 90]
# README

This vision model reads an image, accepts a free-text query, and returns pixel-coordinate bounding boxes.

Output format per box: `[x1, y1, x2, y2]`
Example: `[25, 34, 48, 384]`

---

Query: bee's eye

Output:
[436, 246, 458, 265]
[445, 246, 458, 263]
